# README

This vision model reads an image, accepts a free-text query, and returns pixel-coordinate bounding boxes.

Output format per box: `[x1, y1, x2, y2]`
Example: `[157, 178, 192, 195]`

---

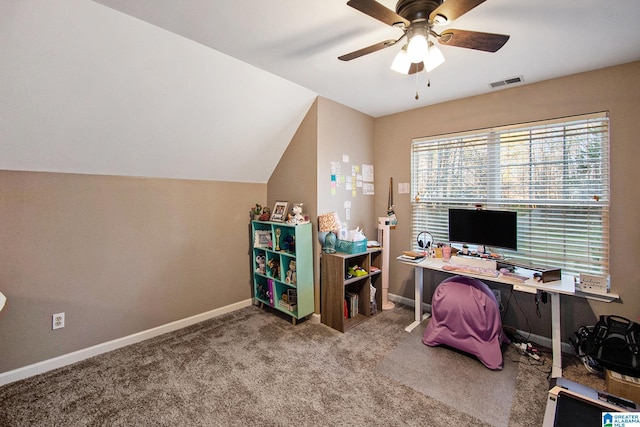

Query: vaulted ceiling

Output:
[93, 0, 640, 117]
[3, 1, 639, 183]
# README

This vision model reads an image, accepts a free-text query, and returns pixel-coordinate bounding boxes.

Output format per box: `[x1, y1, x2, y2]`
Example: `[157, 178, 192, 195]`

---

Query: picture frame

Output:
[270, 201, 289, 222]
[254, 230, 272, 248]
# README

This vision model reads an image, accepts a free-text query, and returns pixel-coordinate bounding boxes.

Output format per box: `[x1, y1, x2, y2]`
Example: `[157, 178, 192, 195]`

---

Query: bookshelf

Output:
[251, 220, 314, 324]
[321, 248, 383, 332]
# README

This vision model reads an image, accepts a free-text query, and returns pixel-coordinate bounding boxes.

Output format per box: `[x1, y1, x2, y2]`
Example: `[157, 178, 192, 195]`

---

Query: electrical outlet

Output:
[52, 312, 65, 330]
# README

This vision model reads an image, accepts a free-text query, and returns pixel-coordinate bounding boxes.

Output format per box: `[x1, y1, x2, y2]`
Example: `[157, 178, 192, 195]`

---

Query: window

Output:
[411, 112, 609, 276]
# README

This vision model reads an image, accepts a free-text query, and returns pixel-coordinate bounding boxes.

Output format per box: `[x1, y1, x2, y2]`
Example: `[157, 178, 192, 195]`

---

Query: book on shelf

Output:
[278, 299, 297, 312]
[345, 292, 359, 318]
[286, 288, 298, 305]
[267, 279, 275, 306]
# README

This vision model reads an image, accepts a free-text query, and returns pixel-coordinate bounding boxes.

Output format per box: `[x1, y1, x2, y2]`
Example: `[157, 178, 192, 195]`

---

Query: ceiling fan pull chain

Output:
[415, 68, 420, 100]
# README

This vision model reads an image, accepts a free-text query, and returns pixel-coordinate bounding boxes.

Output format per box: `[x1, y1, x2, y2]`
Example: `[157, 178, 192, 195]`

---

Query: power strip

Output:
[513, 342, 541, 360]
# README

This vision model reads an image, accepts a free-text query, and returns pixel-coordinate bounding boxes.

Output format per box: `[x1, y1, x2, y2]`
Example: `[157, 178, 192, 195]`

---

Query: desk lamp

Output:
[318, 212, 340, 253]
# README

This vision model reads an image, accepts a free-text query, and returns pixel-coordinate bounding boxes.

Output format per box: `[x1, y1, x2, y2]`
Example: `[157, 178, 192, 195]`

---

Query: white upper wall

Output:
[0, 0, 317, 183]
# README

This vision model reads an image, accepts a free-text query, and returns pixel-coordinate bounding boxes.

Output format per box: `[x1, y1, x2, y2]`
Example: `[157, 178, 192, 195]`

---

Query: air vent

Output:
[489, 75, 524, 89]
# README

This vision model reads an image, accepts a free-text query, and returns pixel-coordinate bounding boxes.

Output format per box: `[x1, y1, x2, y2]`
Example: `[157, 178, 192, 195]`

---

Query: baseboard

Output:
[0, 299, 253, 387]
[387, 292, 574, 354]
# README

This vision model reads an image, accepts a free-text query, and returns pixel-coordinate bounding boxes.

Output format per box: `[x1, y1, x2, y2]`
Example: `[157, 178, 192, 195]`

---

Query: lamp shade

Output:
[0, 292, 6, 312]
[318, 212, 340, 233]
[318, 212, 340, 254]
[391, 45, 411, 75]
[425, 42, 445, 72]
[407, 33, 428, 63]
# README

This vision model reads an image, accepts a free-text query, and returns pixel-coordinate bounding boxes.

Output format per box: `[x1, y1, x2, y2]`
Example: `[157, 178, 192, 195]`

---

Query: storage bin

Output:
[335, 239, 367, 254]
[605, 369, 640, 404]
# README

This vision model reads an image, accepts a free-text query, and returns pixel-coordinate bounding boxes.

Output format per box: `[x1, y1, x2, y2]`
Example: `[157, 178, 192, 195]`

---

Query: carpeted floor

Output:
[377, 321, 521, 426]
[0, 304, 603, 426]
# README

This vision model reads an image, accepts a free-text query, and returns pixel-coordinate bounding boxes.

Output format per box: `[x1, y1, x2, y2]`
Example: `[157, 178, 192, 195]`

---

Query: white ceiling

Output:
[94, 0, 640, 118]
[3, 1, 640, 184]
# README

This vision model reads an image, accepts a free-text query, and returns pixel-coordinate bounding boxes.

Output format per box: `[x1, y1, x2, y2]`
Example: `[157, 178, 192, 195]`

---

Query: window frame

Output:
[410, 112, 610, 277]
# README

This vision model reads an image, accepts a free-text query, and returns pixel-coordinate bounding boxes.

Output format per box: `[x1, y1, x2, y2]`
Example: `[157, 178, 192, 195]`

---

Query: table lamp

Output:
[318, 212, 340, 253]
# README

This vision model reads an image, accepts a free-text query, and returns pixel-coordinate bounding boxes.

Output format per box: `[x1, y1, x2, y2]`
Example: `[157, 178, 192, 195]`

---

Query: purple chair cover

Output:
[422, 275, 508, 370]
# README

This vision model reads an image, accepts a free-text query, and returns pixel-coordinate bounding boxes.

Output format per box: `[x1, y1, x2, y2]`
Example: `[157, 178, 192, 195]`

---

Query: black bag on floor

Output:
[574, 315, 640, 377]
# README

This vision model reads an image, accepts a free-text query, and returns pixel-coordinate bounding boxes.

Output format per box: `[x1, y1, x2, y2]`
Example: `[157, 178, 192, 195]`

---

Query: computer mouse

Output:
[499, 267, 510, 274]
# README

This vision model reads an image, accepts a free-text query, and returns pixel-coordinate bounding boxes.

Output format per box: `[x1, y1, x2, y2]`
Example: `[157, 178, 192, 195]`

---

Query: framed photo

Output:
[254, 230, 272, 248]
[270, 201, 289, 222]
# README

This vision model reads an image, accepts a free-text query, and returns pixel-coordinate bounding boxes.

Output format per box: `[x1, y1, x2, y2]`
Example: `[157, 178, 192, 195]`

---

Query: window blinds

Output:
[411, 112, 609, 276]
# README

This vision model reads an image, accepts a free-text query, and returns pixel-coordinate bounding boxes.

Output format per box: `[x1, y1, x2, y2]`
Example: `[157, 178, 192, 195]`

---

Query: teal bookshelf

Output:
[251, 220, 314, 324]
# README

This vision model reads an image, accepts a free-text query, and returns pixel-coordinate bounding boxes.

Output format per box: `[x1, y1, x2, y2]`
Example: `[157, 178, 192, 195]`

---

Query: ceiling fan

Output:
[339, 0, 510, 75]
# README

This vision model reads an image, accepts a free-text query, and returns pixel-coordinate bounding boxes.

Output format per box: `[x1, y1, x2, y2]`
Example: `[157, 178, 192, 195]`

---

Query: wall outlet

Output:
[52, 312, 65, 330]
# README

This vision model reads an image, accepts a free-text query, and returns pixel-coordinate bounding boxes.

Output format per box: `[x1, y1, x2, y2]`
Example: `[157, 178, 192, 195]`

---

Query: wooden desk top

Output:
[397, 255, 618, 301]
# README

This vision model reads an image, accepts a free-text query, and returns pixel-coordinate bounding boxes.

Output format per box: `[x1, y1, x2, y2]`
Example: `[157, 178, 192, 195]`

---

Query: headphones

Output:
[417, 231, 434, 251]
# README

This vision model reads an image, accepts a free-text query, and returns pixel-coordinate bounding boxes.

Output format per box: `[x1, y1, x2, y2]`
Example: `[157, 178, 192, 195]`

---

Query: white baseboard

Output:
[309, 313, 321, 324]
[0, 299, 253, 387]
[387, 293, 574, 354]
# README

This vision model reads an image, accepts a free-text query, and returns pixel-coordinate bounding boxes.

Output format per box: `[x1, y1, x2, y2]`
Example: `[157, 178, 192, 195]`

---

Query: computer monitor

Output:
[448, 208, 518, 251]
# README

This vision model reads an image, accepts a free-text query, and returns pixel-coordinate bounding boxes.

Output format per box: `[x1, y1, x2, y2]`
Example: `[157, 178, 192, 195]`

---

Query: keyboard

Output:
[442, 263, 499, 278]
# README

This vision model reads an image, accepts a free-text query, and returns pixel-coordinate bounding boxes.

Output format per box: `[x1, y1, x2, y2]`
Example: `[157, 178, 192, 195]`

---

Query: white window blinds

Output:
[411, 112, 610, 276]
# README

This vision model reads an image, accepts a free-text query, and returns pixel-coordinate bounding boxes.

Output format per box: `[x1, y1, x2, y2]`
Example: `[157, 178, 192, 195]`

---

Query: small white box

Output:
[576, 273, 609, 294]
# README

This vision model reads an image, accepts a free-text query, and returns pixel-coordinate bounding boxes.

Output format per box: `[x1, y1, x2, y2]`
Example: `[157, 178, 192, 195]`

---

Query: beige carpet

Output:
[0, 304, 601, 426]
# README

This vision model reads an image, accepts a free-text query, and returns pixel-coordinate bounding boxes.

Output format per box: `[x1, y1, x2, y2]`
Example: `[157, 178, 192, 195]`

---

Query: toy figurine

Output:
[250, 204, 262, 220]
[267, 258, 280, 279]
[274, 228, 281, 251]
[286, 260, 297, 285]
[255, 255, 266, 275]
[287, 203, 309, 225]
[259, 207, 271, 221]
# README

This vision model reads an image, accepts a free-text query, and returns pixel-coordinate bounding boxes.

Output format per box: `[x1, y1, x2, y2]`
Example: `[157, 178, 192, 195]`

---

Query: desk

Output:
[398, 256, 614, 378]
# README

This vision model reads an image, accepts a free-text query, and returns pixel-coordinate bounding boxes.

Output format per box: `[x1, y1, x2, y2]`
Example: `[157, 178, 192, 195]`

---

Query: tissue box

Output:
[335, 239, 367, 254]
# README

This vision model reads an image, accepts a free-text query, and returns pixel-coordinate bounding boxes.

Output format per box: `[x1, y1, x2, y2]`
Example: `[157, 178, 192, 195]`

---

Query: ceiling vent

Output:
[489, 75, 524, 89]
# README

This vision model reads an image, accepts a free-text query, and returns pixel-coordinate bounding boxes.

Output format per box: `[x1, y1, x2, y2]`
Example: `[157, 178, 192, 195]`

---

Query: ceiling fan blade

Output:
[338, 39, 397, 61]
[408, 62, 425, 75]
[438, 29, 509, 52]
[429, 0, 487, 23]
[347, 0, 409, 27]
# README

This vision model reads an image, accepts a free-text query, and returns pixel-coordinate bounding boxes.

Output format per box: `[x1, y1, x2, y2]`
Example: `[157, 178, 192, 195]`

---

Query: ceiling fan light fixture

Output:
[407, 33, 428, 63]
[432, 14, 448, 25]
[406, 24, 429, 63]
[390, 45, 412, 74]
[424, 42, 445, 72]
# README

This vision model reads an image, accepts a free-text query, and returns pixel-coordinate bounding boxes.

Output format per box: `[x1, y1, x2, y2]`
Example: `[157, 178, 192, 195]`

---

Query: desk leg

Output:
[550, 292, 562, 378]
[405, 266, 430, 332]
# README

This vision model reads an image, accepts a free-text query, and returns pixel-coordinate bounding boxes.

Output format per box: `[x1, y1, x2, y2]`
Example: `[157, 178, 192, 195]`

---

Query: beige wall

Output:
[317, 97, 377, 239]
[269, 97, 376, 315]
[374, 61, 640, 341]
[269, 99, 320, 311]
[0, 171, 264, 373]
